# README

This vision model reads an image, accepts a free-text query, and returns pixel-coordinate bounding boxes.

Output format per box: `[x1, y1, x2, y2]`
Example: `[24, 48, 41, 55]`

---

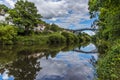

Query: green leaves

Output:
[89, 0, 120, 40]
[97, 39, 120, 80]
[0, 25, 17, 44]
[0, 4, 9, 12]
[88, 0, 120, 80]
[8, 0, 42, 35]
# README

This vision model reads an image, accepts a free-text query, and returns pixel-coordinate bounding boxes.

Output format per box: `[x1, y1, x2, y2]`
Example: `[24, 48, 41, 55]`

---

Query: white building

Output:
[0, 9, 13, 25]
[34, 24, 46, 32]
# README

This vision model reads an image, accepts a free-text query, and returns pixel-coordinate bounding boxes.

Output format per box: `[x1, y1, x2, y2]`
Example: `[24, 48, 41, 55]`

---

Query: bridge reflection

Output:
[72, 49, 98, 53]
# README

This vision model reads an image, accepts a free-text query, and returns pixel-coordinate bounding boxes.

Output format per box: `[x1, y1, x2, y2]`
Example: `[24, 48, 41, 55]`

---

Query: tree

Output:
[0, 4, 9, 12]
[88, 0, 120, 80]
[8, 0, 42, 35]
[0, 25, 17, 44]
[88, 0, 120, 40]
[50, 24, 63, 32]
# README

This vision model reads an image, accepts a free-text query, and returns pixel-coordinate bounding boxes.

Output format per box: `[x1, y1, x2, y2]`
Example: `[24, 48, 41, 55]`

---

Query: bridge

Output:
[64, 28, 98, 32]
[72, 49, 98, 53]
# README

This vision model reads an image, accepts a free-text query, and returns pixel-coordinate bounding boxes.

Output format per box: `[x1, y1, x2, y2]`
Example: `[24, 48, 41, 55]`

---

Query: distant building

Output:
[0, 9, 5, 16]
[34, 24, 46, 32]
[0, 9, 5, 22]
[0, 9, 13, 25]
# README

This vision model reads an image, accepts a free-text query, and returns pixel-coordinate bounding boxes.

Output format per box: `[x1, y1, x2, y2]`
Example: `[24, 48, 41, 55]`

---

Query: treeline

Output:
[0, 0, 91, 45]
[0, 0, 63, 35]
[89, 0, 120, 80]
[0, 22, 91, 45]
[48, 32, 91, 45]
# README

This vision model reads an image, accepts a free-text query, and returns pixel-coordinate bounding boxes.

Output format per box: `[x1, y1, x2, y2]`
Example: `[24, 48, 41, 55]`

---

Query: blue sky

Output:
[0, 0, 95, 35]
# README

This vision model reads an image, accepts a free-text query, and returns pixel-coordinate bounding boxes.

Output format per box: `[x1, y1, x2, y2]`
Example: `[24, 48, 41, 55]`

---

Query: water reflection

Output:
[0, 43, 98, 80]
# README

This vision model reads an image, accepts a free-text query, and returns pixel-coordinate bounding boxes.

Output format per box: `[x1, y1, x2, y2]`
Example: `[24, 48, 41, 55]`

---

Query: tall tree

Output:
[8, 0, 42, 35]
[88, 0, 120, 40]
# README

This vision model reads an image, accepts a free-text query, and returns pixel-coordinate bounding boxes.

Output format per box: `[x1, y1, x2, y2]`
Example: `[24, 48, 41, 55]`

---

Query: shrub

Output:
[97, 39, 120, 80]
[48, 34, 66, 45]
[61, 31, 78, 45]
[15, 35, 48, 45]
[0, 25, 17, 44]
[77, 33, 91, 43]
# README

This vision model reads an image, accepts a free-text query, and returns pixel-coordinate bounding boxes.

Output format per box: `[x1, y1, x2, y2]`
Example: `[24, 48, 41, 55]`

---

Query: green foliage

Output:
[61, 31, 79, 45]
[88, 0, 100, 18]
[89, 0, 120, 41]
[77, 33, 91, 43]
[97, 39, 120, 80]
[47, 33, 66, 45]
[49, 24, 63, 32]
[8, 0, 42, 35]
[44, 23, 63, 33]
[88, 0, 120, 79]
[0, 4, 9, 12]
[15, 35, 48, 45]
[0, 25, 17, 44]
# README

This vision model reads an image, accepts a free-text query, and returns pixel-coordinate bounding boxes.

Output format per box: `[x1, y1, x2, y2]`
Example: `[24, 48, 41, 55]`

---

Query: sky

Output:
[0, 0, 95, 35]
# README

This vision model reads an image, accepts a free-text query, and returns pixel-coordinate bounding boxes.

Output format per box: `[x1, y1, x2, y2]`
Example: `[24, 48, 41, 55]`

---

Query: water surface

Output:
[0, 43, 98, 80]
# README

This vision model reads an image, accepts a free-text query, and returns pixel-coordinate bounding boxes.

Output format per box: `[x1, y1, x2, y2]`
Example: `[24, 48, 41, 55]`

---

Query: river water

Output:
[0, 43, 98, 80]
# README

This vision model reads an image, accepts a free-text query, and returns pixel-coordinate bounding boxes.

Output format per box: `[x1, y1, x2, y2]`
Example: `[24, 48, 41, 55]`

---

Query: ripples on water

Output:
[0, 43, 98, 80]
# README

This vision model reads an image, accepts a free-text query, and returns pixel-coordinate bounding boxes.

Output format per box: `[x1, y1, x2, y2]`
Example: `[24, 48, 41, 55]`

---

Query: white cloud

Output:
[83, 31, 96, 36]
[26, 0, 90, 29]
[36, 50, 97, 80]
[1, 0, 92, 29]
[29, 0, 68, 18]
[2, 0, 15, 8]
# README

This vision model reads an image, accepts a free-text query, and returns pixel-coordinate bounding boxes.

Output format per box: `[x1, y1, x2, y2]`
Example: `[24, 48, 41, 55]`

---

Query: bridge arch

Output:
[64, 28, 98, 33]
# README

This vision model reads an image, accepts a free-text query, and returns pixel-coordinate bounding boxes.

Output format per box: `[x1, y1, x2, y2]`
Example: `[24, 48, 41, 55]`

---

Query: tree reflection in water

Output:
[8, 57, 41, 80]
[0, 42, 95, 80]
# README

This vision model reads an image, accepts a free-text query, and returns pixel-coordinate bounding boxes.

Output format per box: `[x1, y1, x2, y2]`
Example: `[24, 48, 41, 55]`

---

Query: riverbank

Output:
[95, 39, 120, 80]
[91, 36, 120, 80]
[89, 0, 120, 80]
[0, 24, 91, 45]
[15, 32, 91, 45]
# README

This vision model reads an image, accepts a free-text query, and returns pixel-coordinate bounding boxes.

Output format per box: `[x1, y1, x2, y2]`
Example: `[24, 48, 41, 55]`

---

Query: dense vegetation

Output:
[88, 0, 120, 80]
[0, 24, 17, 44]
[0, 0, 119, 79]
[0, 0, 91, 46]
[0, 4, 9, 12]
[8, 0, 42, 35]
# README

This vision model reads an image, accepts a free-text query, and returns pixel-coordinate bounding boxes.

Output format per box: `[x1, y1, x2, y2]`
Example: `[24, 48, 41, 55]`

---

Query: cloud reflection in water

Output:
[36, 49, 98, 80]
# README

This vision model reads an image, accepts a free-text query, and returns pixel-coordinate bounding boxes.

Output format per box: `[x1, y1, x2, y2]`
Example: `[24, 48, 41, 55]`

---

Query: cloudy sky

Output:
[0, 0, 95, 31]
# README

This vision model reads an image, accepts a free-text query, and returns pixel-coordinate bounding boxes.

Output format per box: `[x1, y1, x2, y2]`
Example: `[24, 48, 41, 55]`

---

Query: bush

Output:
[77, 33, 91, 43]
[49, 24, 63, 32]
[15, 35, 48, 45]
[61, 31, 78, 45]
[0, 25, 17, 44]
[47, 34, 66, 45]
[97, 39, 120, 80]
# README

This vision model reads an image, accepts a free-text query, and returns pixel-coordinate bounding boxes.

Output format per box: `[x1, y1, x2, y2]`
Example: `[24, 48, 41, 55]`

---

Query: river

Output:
[0, 43, 98, 80]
